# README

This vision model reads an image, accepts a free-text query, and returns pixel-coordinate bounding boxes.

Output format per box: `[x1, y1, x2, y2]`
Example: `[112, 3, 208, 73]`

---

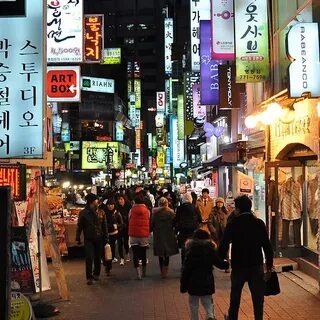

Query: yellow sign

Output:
[10, 293, 32, 320]
[102, 48, 121, 64]
[82, 141, 120, 170]
[128, 79, 141, 109]
[157, 147, 165, 168]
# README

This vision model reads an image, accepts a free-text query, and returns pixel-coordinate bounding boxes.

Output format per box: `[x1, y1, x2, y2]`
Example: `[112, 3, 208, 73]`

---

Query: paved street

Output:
[42, 250, 320, 320]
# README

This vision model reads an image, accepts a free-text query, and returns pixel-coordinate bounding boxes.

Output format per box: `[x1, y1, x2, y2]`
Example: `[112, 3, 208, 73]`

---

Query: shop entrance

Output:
[265, 143, 319, 264]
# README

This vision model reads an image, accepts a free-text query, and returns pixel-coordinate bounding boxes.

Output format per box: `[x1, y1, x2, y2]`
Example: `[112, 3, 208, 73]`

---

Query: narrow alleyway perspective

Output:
[42, 250, 320, 320]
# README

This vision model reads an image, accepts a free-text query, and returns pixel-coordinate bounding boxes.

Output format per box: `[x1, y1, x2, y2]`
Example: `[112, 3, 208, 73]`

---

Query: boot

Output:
[161, 266, 168, 278]
[135, 267, 142, 280]
[142, 266, 146, 278]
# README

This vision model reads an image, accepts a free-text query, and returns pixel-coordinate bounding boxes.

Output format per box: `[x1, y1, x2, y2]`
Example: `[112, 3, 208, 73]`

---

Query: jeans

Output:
[84, 239, 102, 280]
[227, 266, 265, 320]
[131, 245, 147, 268]
[189, 295, 213, 320]
[109, 234, 124, 259]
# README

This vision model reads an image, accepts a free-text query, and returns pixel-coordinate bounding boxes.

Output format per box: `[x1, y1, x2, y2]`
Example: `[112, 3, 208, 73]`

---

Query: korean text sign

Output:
[200, 20, 223, 105]
[84, 14, 104, 63]
[0, 0, 45, 158]
[234, 0, 269, 82]
[164, 18, 173, 75]
[47, 0, 83, 63]
[190, 0, 210, 72]
[185, 71, 200, 121]
[102, 48, 121, 64]
[0, 164, 26, 200]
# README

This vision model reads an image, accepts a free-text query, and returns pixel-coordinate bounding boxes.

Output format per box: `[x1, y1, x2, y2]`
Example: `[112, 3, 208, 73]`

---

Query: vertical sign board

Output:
[47, 0, 83, 63]
[165, 79, 170, 114]
[0, 0, 45, 159]
[200, 20, 223, 105]
[0, 187, 11, 320]
[211, 0, 235, 60]
[177, 95, 185, 140]
[192, 84, 206, 123]
[84, 14, 104, 63]
[0, 164, 26, 200]
[235, 0, 269, 82]
[185, 72, 200, 120]
[172, 117, 185, 169]
[164, 18, 174, 75]
[156, 92, 166, 113]
[287, 23, 320, 98]
[190, 0, 211, 72]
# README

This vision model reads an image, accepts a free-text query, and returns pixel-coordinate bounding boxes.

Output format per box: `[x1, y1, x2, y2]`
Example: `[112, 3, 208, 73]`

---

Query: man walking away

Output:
[76, 193, 106, 285]
[219, 195, 273, 320]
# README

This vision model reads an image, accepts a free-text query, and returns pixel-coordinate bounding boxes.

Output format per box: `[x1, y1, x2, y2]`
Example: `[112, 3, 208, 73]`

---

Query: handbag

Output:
[264, 271, 280, 296]
[104, 244, 112, 261]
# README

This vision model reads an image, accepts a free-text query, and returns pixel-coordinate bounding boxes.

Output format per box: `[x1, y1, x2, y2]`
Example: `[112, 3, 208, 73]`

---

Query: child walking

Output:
[180, 229, 229, 320]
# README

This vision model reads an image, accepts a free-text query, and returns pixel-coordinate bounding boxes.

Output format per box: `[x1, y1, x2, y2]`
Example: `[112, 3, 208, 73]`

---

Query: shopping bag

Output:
[104, 243, 112, 261]
[264, 271, 280, 296]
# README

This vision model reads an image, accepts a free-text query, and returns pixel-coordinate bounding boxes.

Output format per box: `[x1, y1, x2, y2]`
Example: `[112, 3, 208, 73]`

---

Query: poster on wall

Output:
[0, 0, 45, 159]
[211, 0, 235, 60]
[47, 0, 83, 63]
[234, 0, 269, 82]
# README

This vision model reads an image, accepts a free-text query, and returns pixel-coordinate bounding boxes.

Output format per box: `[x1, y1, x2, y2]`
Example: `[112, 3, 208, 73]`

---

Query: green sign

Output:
[235, 0, 269, 83]
[177, 95, 184, 140]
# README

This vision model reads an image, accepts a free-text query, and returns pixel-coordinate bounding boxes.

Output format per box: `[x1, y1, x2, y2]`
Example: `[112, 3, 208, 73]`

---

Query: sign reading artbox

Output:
[164, 18, 173, 75]
[190, 0, 211, 72]
[47, 0, 83, 63]
[211, 0, 235, 60]
[81, 76, 115, 94]
[84, 14, 104, 63]
[234, 0, 269, 83]
[200, 20, 223, 105]
[103, 48, 121, 64]
[0, 0, 45, 158]
[82, 141, 120, 170]
[287, 23, 320, 98]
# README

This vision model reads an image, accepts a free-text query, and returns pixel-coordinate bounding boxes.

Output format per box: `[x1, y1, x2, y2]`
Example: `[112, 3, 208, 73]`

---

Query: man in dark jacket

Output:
[180, 229, 229, 320]
[219, 195, 273, 320]
[76, 193, 108, 285]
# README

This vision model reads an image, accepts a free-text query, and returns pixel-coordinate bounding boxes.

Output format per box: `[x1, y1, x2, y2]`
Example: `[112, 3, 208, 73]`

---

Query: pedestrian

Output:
[180, 229, 229, 320]
[116, 194, 132, 262]
[76, 193, 107, 285]
[196, 188, 214, 235]
[151, 197, 179, 278]
[128, 193, 151, 279]
[219, 195, 274, 320]
[105, 198, 125, 265]
[174, 193, 201, 263]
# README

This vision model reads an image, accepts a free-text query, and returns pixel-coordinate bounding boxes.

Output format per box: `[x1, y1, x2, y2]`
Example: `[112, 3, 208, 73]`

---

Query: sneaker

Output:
[87, 279, 94, 285]
[120, 258, 124, 266]
[125, 254, 131, 262]
[112, 258, 118, 263]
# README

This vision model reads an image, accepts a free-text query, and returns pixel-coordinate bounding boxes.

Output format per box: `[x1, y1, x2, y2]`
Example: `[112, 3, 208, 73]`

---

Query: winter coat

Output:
[180, 239, 228, 296]
[196, 196, 214, 234]
[117, 202, 131, 229]
[208, 206, 228, 244]
[174, 203, 201, 247]
[128, 204, 150, 238]
[151, 206, 179, 257]
[105, 208, 123, 235]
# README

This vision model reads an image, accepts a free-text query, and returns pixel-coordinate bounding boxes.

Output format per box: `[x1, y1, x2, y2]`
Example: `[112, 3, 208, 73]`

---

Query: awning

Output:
[202, 155, 223, 167]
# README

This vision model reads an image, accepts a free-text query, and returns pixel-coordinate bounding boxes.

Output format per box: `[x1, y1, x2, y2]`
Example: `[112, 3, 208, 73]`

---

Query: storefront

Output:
[265, 98, 319, 265]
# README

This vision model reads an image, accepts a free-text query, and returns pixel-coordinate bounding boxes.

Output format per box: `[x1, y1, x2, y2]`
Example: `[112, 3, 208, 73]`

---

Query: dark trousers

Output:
[228, 266, 265, 320]
[131, 245, 147, 268]
[159, 256, 169, 267]
[282, 219, 301, 247]
[109, 233, 124, 259]
[122, 230, 129, 255]
[84, 239, 102, 280]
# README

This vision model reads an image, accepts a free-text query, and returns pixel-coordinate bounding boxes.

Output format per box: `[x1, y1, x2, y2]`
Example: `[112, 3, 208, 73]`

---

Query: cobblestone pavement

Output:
[42, 250, 320, 320]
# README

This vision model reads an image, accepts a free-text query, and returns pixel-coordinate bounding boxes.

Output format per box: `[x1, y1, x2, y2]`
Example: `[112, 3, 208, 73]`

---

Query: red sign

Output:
[47, 66, 80, 102]
[84, 15, 104, 63]
[0, 164, 26, 200]
[96, 136, 112, 142]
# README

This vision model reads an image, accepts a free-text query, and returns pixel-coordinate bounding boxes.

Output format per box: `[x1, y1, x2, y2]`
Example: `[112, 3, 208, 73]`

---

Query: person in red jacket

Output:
[128, 193, 150, 279]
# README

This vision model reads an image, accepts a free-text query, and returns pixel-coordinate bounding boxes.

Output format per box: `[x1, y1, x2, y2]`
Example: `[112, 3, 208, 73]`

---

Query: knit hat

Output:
[85, 193, 98, 204]
[216, 197, 225, 204]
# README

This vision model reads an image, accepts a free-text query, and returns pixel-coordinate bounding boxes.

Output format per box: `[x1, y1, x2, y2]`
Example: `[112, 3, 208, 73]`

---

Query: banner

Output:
[190, 0, 211, 71]
[185, 72, 200, 121]
[192, 84, 206, 124]
[235, 0, 269, 82]
[164, 18, 173, 74]
[172, 117, 185, 169]
[47, 0, 83, 63]
[177, 95, 184, 140]
[200, 20, 223, 105]
[211, 0, 235, 60]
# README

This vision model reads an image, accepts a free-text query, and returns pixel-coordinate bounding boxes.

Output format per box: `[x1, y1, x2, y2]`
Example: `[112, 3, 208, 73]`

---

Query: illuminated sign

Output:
[157, 147, 165, 168]
[47, 66, 80, 102]
[172, 117, 185, 169]
[81, 76, 115, 94]
[211, 0, 235, 60]
[156, 92, 166, 113]
[102, 48, 121, 65]
[115, 121, 124, 141]
[84, 14, 104, 63]
[287, 23, 320, 98]
[235, 0, 269, 82]
[61, 122, 70, 142]
[164, 18, 173, 74]
[192, 84, 206, 123]
[47, 0, 83, 63]
[0, 164, 26, 200]
[128, 79, 141, 109]
[135, 129, 141, 149]
[0, 0, 44, 159]
[177, 95, 184, 140]
[82, 141, 120, 170]
[190, 0, 210, 71]
[185, 72, 200, 120]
